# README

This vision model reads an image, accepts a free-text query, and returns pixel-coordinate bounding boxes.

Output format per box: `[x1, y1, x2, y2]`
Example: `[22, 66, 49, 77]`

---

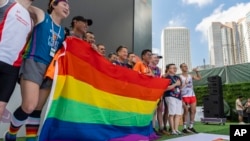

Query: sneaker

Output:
[171, 131, 178, 135]
[159, 129, 170, 136]
[188, 127, 198, 134]
[176, 130, 182, 135]
[3, 132, 16, 141]
[239, 122, 246, 124]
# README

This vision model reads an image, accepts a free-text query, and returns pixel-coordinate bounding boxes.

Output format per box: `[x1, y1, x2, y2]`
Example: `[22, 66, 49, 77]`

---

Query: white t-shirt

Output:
[236, 99, 243, 110]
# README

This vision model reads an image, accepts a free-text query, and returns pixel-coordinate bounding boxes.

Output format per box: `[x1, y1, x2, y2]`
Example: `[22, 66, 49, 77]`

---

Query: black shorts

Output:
[0, 61, 20, 102]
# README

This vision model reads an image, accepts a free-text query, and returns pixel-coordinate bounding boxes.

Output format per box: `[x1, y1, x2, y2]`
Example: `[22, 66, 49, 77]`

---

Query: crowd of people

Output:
[235, 96, 250, 124]
[0, 0, 204, 140]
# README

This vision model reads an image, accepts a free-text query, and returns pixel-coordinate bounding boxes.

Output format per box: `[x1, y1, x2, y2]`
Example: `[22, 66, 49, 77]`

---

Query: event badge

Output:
[175, 87, 180, 94]
[50, 47, 56, 57]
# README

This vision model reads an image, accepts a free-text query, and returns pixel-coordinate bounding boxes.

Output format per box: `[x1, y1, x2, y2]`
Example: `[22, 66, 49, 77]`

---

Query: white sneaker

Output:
[171, 131, 178, 135]
[176, 130, 182, 135]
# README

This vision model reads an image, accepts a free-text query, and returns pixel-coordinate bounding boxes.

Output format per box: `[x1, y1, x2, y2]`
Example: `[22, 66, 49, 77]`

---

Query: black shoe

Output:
[182, 128, 189, 134]
[3, 132, 16, 141]
[163, 126, 171, 132]
[168, 128, 172, 132]
[163, 126, 167, 131]
[159, 129, 170, 136]
[153, 128, 163, 136]
[188, 127, 198, 133]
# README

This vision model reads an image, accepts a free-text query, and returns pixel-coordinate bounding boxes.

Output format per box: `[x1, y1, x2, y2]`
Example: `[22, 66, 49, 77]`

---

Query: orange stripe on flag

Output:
[58, 51, 167, 101]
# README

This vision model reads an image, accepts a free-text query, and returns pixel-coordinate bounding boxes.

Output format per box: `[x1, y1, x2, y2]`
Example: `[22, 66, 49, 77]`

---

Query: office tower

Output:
[238, 12, 250, 63]
[161, 27, 191, 73]
[208, 22, 224, 67]
[208, 11, 250, 67]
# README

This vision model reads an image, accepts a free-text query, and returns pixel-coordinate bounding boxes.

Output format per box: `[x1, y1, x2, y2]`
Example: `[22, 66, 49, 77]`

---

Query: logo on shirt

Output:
[15, 10, 30, 27]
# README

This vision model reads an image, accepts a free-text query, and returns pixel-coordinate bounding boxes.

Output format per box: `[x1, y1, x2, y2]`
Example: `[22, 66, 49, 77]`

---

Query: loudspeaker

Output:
[203, 95, 224, 118]
[208, 76, 223, 96]
[208, 88, 223, 96]
[207, 75, 222, 83]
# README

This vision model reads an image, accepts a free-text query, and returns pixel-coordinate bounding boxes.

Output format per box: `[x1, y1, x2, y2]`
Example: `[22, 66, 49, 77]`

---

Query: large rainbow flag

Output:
[39, 37, 170, 141]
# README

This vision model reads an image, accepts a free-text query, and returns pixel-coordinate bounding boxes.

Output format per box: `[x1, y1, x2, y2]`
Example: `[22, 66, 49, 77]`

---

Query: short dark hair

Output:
[238, 95, 243, 99]
[128, 52, 134, 57]
[116, 45, 128, 53]
[86, 31, 94, 35]
[97, 44, 104, 47]
[108, 52, 117, 58]
[97, 44, 105, 49]
[83, 31, 94, 40]
[141, 49, 151, 58]
[47, 0, 69, 14]
[166, 63, 175, 71]
[180, 63, 185, 68]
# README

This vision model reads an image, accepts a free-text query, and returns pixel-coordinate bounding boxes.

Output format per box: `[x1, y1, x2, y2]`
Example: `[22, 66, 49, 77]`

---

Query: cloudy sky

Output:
[152, 0, 250, 67]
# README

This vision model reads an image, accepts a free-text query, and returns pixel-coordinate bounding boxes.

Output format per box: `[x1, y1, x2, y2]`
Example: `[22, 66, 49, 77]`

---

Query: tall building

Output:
[209, 12, 250, 67]
[161, 27, 191, 73]
[221, 22, 238, 65]
[208, 22, 224, 67]
[237, 18, 249, 63]
[238, 12, 250, 63]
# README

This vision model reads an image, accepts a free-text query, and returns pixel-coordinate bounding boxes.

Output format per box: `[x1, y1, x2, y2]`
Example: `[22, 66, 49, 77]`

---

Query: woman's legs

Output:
[25, 88, 50, 141]
[168, 115, 174, 133]
[174, 115, 181, 132]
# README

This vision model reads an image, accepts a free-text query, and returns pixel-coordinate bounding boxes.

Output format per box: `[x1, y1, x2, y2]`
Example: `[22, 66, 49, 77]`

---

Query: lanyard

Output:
[51, 15, 61, 49]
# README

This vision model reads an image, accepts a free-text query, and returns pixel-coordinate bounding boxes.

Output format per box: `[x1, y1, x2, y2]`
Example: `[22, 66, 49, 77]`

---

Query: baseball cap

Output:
[152, 53, 162, 59]
[71, 16, 93, 27]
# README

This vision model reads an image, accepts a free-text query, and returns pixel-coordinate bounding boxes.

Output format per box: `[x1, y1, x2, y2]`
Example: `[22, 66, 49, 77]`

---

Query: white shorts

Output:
[165, 97, 182, 116]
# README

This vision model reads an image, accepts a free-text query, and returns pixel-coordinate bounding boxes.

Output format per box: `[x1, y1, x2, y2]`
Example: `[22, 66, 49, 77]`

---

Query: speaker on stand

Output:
[201, 76, 226, 125]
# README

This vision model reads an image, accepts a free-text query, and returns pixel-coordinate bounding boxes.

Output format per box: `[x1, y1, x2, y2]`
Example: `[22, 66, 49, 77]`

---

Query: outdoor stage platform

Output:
[163, 133, 229, 141]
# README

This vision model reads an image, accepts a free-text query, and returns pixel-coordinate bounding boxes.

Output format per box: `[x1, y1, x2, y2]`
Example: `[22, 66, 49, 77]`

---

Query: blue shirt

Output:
[23, 13, 65, 65]
[163, 75, 182, 100]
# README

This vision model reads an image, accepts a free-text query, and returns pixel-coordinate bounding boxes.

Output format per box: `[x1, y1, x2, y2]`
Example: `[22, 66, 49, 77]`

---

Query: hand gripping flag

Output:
[39, 37, 170, 141]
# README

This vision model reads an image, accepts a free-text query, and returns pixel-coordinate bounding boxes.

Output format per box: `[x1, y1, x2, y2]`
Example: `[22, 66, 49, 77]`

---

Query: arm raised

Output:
[28, 6, 45, 25]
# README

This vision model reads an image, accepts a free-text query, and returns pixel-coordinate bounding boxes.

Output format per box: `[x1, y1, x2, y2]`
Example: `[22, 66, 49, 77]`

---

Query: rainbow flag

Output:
[39, 37, 170, 141]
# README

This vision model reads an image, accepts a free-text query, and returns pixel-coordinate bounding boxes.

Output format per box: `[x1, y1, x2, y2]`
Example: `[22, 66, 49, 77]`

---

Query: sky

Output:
[152, 0, 250, 68]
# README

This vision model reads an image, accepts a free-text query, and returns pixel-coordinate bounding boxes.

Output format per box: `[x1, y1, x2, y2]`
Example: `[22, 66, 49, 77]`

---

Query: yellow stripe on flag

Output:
[53, 75, 159, 114]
